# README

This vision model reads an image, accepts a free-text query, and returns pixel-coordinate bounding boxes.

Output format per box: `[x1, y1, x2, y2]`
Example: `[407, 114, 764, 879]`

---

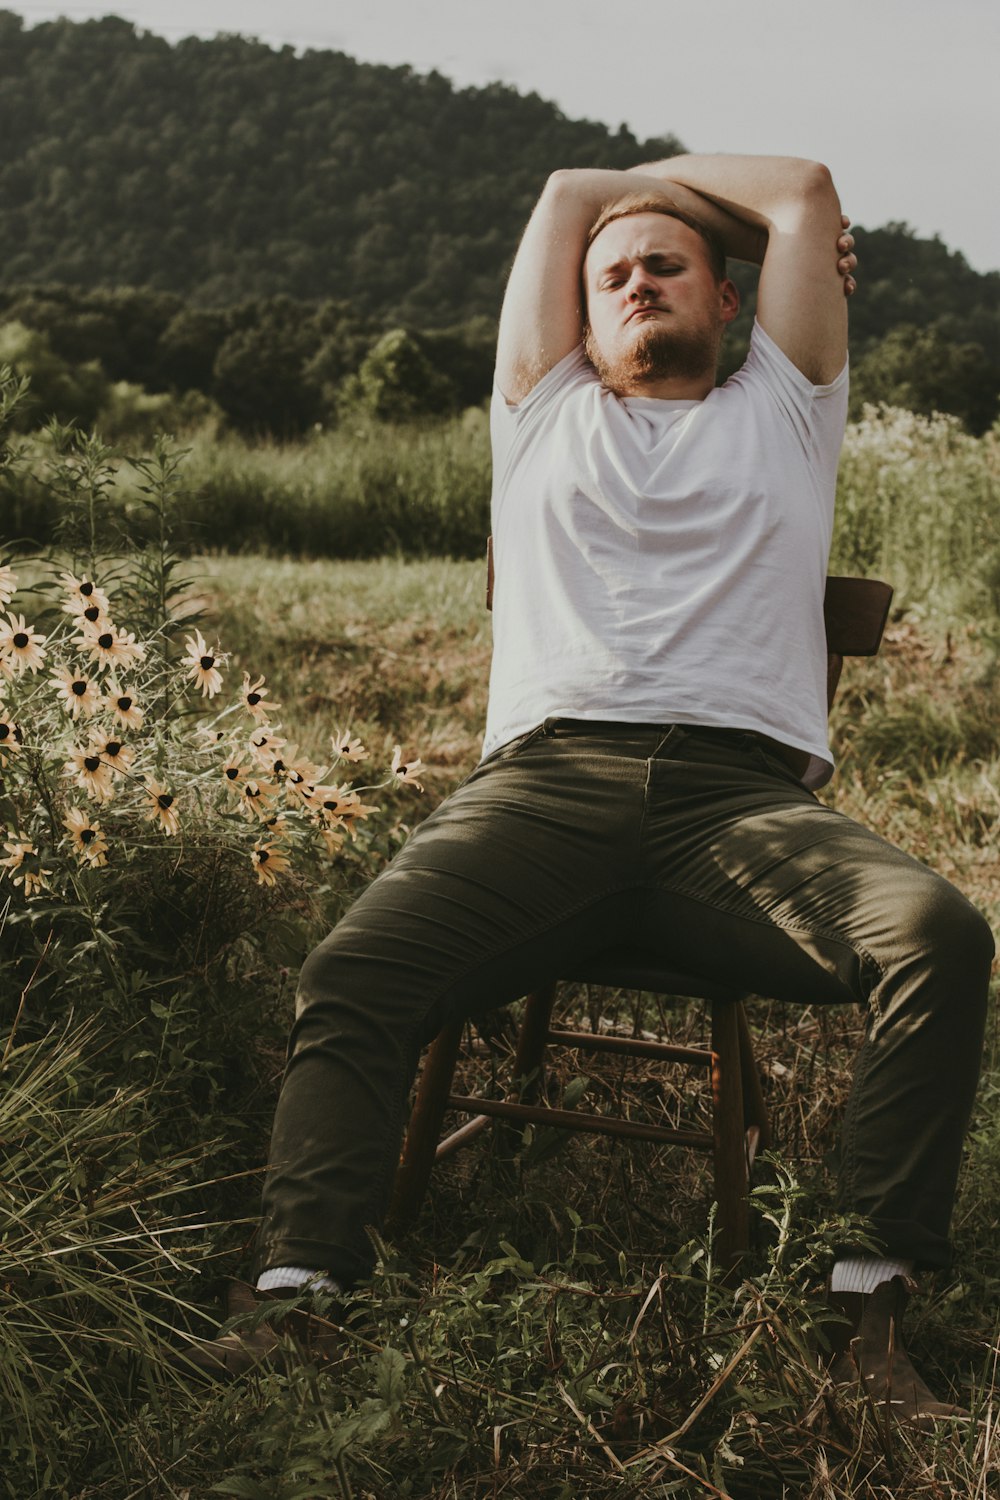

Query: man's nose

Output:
[626, 268, 657, 300]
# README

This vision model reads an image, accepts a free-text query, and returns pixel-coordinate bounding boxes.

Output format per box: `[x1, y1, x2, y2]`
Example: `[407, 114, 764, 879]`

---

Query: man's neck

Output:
[609, 369, 716, 400]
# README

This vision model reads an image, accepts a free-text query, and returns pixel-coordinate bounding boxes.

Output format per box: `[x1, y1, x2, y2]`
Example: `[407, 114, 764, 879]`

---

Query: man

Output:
[188, 155, 994, 1424]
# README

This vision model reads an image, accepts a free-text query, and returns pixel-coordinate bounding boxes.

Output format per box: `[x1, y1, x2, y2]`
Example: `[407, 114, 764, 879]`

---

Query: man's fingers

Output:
[837, 222, 857, 296]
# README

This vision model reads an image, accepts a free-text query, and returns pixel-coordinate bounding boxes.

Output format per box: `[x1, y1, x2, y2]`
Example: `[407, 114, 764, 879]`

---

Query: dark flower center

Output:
[71, 680, 88, 696]
[105, 741, 122, 757]
[13, 632, 28, 648]
[258, 849, 271, 864]
[272, 760, 285, 775]
[81, 828, 96, 844]
[84, 606, 101, 622]
[0, 724, 9, 740]
[199, 655, 214, 670]
[323, 799, 337, 812]
[289, 771, 304, 785]
[247, 692, 261, 706]
[117, 696, 132, 711]
[225, 767, 239, 780]
[80, 581, 95, 597]
[84, 755, 101, 772]
[157, 793, 173, 810]
[98, 633, 113, 648]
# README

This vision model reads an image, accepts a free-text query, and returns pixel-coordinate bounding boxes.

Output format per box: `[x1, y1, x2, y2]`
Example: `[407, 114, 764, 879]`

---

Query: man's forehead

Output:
[586, 212, 702, 276]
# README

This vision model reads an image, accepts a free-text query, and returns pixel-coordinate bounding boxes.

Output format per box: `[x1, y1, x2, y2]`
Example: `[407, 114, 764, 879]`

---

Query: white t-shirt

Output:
[482, 320, 849, 788]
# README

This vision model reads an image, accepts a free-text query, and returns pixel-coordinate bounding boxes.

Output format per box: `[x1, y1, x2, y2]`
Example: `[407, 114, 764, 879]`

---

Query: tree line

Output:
[0, 11, 996, 434]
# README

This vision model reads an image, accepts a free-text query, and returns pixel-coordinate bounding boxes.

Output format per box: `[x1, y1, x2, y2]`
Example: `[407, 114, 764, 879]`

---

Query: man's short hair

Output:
[585, 195, 728, 284]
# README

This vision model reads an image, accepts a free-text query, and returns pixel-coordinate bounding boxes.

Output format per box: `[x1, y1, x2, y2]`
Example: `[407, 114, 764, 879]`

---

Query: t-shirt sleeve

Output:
[490, 345, 596, 489]
[739, 320, 848, 475]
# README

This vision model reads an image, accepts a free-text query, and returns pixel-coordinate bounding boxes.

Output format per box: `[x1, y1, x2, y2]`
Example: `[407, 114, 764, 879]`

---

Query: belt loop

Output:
[651, 724, 685, 759]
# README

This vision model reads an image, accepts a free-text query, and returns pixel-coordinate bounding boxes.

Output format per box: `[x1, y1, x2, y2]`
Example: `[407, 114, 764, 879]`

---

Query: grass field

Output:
[2, 403, 999, 1497]
[163, 551, 1000, 1500]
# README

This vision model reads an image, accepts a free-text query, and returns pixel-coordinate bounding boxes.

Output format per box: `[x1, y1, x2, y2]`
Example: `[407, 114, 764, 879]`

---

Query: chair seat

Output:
[564, 950, 748, 1004]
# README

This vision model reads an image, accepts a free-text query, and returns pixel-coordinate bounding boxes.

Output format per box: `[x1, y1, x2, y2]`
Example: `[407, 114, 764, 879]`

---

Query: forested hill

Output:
[0, 9, 684, 317]
[0, 10, 997, 433]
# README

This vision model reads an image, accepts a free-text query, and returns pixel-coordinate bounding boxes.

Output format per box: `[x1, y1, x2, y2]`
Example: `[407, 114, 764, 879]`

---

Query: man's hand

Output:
[838, 216, 858, 296]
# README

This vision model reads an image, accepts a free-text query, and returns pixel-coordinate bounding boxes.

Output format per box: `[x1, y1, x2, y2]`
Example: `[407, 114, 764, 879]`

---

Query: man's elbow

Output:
[776, 161, 841, 232]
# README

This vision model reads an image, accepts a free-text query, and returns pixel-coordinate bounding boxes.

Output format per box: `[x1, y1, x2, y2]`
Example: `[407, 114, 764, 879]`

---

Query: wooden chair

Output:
[389, 565, 893, 1265]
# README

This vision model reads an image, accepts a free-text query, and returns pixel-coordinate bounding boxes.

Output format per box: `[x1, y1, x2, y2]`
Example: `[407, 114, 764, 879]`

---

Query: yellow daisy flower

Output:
[248, 726, 287, 766]
[0, 838, 29, 874]
[183, 630, 224, 698]
[144, 780, 180, 835]
[221, 749, 251, 790]
[0, 716, 24, 764]
[0, 561, 18, 610]
[51, 664, 102, 719]
[261, 813, 290, 840]
[65, 747, 116, 802]
[318, 822, 347, 856]
[1, 839, 49, 897]
[60, 572, 111, 618]
[89, 733, 134, 776]
[309, 783, 379, 831]
[283, 766, 318, 807]
[81, 621, 145, 672]
[107, 688, 144, 731]
[250, 841, 292, 888]
[391, 746, 425, 791]
[63, 806, 109, 868]
[242, 673, 281, 722]
[239, 777, 279, 821]
[0, 613, 47, 675]
[269, 743, 321, 785]
[331, 727, 368, 764]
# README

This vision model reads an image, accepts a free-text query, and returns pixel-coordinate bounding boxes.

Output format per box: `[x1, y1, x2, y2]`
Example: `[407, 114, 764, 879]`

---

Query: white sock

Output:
[829, 1255, 914, 1295]
[256, 1265, 341, 1295]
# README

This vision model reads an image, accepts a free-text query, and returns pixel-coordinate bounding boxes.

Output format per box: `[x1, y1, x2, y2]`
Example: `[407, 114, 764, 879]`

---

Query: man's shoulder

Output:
[494, 342, 597, 416]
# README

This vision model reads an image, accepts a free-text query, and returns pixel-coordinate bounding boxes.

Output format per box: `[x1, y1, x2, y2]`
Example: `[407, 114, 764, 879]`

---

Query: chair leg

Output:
[388, 1017, 464, 1232]
[510, 981, 558, 1103]
[710, 1000, 749, 1269]
[493, 980, 558, 1161]
[735, 999, 772, 1161]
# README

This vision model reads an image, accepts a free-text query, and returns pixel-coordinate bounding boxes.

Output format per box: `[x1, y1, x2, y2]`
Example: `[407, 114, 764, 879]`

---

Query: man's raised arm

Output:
[494, 165, 760, 404]
[629, 153, 851, 385]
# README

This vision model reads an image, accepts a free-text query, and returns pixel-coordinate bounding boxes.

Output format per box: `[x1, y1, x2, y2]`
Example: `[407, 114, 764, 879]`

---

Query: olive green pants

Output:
[256, 722, 994, 1287]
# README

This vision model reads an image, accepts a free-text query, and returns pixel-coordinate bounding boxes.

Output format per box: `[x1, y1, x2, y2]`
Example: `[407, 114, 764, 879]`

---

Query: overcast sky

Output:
[11, 0, 999, 273]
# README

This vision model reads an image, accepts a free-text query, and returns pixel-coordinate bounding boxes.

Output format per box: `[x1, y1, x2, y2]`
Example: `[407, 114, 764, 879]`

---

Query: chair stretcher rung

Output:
[434, 1112, 492, 1160]
[445, 1093, 714, 1150]
[545, 1026, 714, 1068]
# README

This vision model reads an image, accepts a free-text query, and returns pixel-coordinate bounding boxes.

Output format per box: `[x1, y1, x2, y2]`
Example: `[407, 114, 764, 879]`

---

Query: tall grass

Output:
[3, 403, 997, 592]
[2, 407, 494, 560]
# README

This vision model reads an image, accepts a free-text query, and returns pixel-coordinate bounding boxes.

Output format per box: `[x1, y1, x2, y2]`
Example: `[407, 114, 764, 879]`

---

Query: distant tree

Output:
[0, 320, 107, 428]
[850, 324, 999, 434]
[340, 329, 457, 421]
[158, 307, 233, 393]
[212, 309, 320, 436]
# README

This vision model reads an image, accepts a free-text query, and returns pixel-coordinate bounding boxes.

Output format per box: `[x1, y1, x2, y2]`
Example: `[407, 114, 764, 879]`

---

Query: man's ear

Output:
[720, 277, 740, 324]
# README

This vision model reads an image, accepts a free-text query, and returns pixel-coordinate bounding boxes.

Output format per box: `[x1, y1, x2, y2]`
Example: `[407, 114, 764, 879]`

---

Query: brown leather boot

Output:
[827, 1275, 967, 1428]
[168, 1280, 347, 1379]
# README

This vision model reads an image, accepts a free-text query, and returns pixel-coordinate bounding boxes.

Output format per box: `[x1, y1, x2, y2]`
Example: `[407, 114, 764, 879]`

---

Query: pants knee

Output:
[909, 880, 994, 993]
